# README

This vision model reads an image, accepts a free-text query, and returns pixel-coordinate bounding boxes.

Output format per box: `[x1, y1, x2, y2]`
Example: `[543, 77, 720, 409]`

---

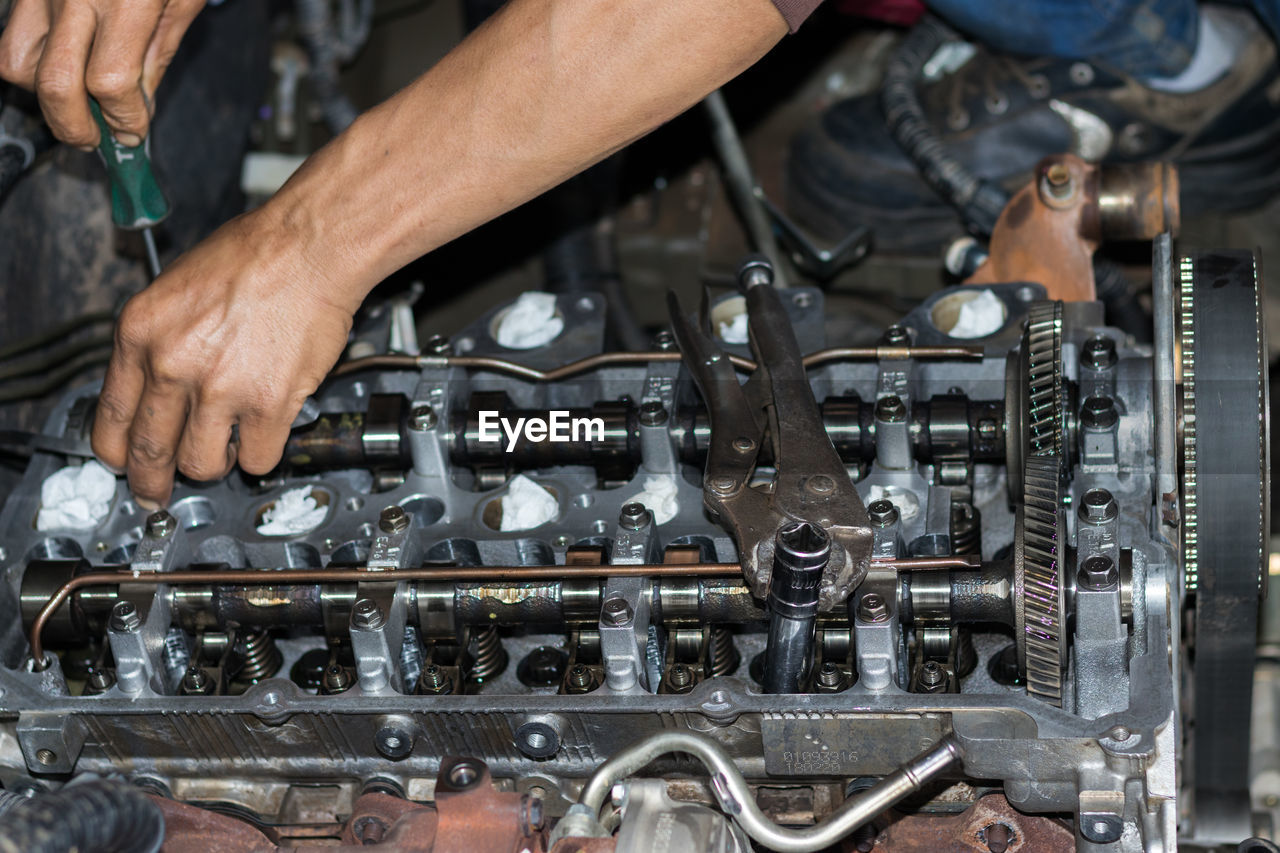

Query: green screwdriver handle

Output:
[89, 100, 169, 230]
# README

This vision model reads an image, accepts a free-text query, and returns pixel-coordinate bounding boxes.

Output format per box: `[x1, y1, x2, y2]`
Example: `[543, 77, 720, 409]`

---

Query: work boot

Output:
[787, 8, 1280, 253]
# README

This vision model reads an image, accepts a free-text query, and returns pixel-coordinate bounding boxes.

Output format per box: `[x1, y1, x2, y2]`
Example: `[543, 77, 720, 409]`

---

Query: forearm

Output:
[265, 0, 787, 312]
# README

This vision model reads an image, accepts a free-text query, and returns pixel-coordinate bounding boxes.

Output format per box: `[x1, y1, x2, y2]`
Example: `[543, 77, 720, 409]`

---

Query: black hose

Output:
[0, 346, 112, 403]
[0, 779, 164, 853]
[0, 333, 113, 381]
[880, 16, 1008, 235]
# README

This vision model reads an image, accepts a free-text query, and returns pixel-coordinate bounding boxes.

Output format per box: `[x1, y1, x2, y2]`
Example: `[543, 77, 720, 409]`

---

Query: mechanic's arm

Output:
[91, 0, 788, 507]
[0, 0, 204, 146]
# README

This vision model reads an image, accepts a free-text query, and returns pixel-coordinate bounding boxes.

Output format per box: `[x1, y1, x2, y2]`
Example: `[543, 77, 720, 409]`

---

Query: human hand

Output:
[0, 0, 204, 147]
[90, 207, 358, 508]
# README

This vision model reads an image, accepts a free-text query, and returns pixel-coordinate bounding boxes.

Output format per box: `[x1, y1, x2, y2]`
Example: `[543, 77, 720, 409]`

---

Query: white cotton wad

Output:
[499, 474, 559, 531]
[948, 289, 1005, 339]
[36, 460, 118, 531]
[495, 292, 564, 349]
[718, 312, 749, 344]
[257, 487, 328, 536]
[866, 485, 921, 523]
[625, 475, 680, 525]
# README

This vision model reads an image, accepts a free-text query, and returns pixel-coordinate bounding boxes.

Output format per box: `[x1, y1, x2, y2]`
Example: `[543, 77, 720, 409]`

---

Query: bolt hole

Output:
[525, 732, 548, 750]
[346, 497, 364, 511]
[35, 749, 56, 765]
[710, 689, 728, 704]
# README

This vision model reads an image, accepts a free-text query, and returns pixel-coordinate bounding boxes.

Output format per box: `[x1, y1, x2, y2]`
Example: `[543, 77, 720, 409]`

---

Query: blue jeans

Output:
[926, 0, 1280, 77]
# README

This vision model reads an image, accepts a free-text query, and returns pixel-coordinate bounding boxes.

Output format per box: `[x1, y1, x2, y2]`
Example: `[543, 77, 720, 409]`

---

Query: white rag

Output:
[948, 290, 1005, 339]
[36, 460, 118, 531]
[718, 312, 749, 344]
[866, 485, 921, 523]
[257, 486, 328, 536]
[499, 474, 559, 531]
[624, 475, 680, 525]
[495, 292, 564, 349]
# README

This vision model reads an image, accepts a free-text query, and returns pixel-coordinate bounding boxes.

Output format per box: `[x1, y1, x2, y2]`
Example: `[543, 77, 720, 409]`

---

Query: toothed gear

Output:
[1016, 454, 1066, 706]
[1024, 301, 1064, 459]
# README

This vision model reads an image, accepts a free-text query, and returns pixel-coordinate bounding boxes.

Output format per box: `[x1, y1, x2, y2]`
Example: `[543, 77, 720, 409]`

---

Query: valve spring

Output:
[707, 627, 740, 677]
[950, 501, 982, 556]
[468, 626, 508, 682]
[238, 628, 283, 683]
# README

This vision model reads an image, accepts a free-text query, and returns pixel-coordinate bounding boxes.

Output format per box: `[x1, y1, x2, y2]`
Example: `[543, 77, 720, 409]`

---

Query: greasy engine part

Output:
[0, 193, 1267, 850]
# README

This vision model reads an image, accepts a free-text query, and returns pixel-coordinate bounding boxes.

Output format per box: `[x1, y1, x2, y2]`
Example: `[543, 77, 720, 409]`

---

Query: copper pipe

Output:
[331, 345, 984, 380]
[26, 555, 979, 667]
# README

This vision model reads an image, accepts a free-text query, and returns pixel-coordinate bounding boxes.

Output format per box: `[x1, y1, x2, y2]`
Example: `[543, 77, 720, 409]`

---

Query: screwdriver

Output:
[88, 99, 169, 279]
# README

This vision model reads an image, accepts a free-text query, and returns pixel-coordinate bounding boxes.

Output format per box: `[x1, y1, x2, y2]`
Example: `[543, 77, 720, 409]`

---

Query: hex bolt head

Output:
[85, 667, 116, 694]
[638, 401, 668, 426]
[875, 395, 907, 423]
[417, 664, 452, 696]
[882, 325, 911, 346]
[709, 475, 739, 496]
[566, 664, 595, 692]
[667, 664, 694, 692]
[867, 499, 899, 528]
[110, 600, 141, 633]
[919, 661, 947, 691]
[1079, 488, 1119, 524]
[738, 256, 774, 290]
[409, 405, 438, 431]
[1081, 396, 1119, 429]
[815, 662, 845, 692]
[652, 330, 676, 351]
[1077, 555, 1119, 590]
[181, 666, 211, 694]
[1081, 336, 1117, 370]
[424, 334, 452, 355]
[619, 502, 651, 530]
[601, 596, 633, 627]
[323, 664, 353, 693]
[351, 598, 387, 631]
[379, 505, 410, 534]
[146, 510, 176, 539]
[857, 592, 890, 623]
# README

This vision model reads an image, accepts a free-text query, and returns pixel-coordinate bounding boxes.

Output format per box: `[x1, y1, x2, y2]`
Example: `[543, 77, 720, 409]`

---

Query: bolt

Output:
[323, 664, 352, 693]
[417, 664, 452, 695]
[1077, 555, 1118, 590]
[984, 822, 1012, 853]
[667, 664, 694, 692]
[1043, 162, 1073, 199]
[524, 797, 545, 831]
[1080, 396, 1118, 429]
[639, 401, 667, 426]
[601, 597, 633, 626]
[1082, 336, 1117, 370]
[815, 662, 845, 693]
[882, 325, 911, 346]
[709, 475, 739, 496]
[1079, 488, 1118, 524]
[738, 256, 774, 289]
[424, 334, 452, 355]
[857, 593, 890, 623]
[84, 668, 116, 695]
[619, 502, 651, 530]
[409, 405, 437, 431]
[977, 418, 999, 442]
[732, 436, 756, 453]
[652, 330, 676, 351]
[805, 474, 835, 495]
[110, 600, 141, 633]
[867, 499, 899, 528]
[352, 598, 387, 631]
[875, 395, 907, 423]
[145, 510, 176, 539]
[379, 505, 410, 534]
[566, 664, 595, 693]
[918, 661, 947, 692]
[181, 666, 211, 694]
